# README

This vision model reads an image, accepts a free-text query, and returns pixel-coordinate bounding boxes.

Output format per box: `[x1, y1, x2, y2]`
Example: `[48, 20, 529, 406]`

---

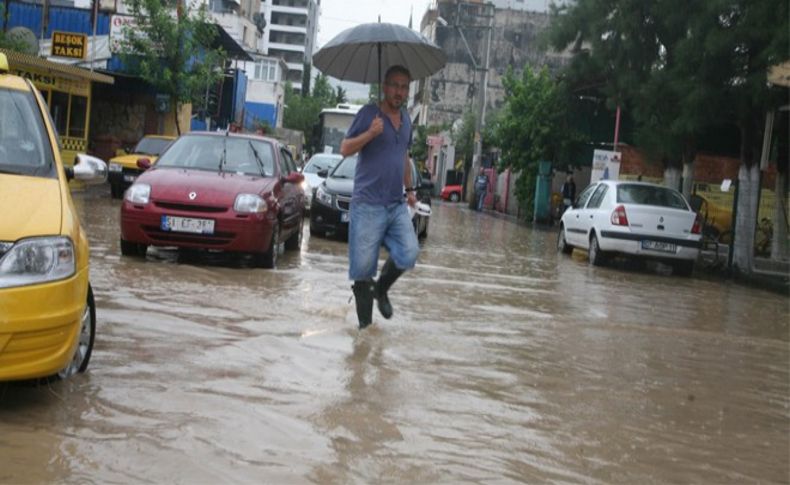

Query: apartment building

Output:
[259, 0, 320, 88]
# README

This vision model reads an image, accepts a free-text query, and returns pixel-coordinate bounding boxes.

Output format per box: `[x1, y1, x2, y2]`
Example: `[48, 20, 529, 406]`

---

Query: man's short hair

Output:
[385, 65, 411, 82]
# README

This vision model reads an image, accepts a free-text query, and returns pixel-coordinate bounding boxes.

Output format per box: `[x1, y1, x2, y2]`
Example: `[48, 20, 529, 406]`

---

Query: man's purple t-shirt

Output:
[345, 104, 412, 206]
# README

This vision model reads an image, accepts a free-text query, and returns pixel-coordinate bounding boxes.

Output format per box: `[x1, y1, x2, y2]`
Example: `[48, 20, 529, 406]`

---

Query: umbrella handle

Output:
[378, 42, 382, 104]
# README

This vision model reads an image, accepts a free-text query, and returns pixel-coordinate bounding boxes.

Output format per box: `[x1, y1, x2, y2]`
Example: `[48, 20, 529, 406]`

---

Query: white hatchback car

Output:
[557, 180, 702, 275]
[300, 153, 343, 210]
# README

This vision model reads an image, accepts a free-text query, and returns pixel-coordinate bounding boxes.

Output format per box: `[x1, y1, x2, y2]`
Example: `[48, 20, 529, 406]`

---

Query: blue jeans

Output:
[476, 190, 486, 211]
[348, 201, 419, 280]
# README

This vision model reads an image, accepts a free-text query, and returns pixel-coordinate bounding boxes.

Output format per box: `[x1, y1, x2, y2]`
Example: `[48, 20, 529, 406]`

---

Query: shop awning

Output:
[0, 48, 114, 84]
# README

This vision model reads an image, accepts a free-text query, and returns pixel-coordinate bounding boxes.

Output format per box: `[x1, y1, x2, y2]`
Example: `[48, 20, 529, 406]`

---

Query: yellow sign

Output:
[51, 31, 87, 59]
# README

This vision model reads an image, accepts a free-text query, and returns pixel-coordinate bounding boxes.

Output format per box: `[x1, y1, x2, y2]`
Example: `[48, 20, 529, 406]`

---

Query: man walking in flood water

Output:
[340, 65, 419, 329]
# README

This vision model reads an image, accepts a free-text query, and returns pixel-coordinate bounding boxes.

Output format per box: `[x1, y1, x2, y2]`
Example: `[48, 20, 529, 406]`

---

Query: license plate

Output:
[123, 174, 137, 182]
[341, 212, 349, 223]
[161, 215, 215, 234]
[641, 240, 676, 253]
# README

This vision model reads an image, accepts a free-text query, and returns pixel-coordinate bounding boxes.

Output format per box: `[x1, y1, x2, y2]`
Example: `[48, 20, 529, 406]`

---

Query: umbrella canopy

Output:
[312, 22, 447, 84]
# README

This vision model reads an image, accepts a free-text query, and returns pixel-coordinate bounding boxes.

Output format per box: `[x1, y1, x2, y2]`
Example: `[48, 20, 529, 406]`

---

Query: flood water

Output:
[2, 189, 788, 483]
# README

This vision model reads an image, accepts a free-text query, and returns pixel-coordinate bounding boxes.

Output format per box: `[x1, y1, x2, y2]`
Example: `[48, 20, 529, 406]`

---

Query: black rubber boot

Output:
[352, 280, 375, 329]
[375, 258, 404, 319]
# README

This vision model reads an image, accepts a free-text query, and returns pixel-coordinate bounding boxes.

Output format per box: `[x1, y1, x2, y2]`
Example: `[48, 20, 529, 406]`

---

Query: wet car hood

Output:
[139, 167, 276, 206]
[0, 175, 61, 241]
[324, 176, 354, 196]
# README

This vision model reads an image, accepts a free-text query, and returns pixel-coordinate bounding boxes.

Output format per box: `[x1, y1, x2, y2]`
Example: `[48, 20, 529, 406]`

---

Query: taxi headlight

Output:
[315, 185, 333, 206]
[234, 193, 267, 214]
[0, 236, 75, 289]
[109, 162, 123, 172]
[125, 183, 151, 204]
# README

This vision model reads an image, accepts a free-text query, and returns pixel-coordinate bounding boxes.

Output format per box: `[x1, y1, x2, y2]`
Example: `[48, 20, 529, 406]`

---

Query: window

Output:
[575, 184, 597, 209]
[617, 184, 689, 210]
[49, 91, 69, 136]
[68, 95, 88, 138]
[0, 87, 55, 177]
[254, 59, 278, 82]
[587, 184, 609, 209]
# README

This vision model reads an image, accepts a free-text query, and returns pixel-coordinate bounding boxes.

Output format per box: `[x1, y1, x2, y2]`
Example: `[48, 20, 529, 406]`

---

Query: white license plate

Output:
[641, 240, 676, 253]
[341, 212, 349, 223]
[123, 174, 137, 182]
[161, 215, 215, 234]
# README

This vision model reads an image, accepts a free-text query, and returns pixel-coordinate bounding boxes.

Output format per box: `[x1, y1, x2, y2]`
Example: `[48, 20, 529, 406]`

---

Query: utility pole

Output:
[471, 3, 494, 196]
[448, 1, 494, 203]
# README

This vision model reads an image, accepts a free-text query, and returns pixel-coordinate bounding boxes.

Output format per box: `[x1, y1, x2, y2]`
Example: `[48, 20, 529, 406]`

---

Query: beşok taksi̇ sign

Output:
[591, 149, 621, 182]
[51, 31, 87, 59]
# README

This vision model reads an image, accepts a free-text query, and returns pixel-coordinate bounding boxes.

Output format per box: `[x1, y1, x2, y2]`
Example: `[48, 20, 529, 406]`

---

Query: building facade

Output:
[259, 0, 319, 88]
[414, 0, 572, 128]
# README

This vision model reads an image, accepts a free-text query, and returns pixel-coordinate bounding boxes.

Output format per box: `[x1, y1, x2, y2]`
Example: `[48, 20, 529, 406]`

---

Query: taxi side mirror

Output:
[67, 154, 108, 184]
[137, 158, 152, 170]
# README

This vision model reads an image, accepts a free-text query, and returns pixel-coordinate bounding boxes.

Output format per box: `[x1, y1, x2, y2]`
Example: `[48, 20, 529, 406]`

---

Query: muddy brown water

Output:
[1, 188, 788, 483]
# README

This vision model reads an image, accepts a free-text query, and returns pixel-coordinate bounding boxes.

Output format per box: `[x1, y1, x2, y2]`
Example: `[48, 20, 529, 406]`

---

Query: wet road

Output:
[2, 188, 788, 483]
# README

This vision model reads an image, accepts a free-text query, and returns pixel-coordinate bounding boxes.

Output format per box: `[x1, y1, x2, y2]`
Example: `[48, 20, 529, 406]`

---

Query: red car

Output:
[440, 184, 463, 202]
[120, 132, 305, 268]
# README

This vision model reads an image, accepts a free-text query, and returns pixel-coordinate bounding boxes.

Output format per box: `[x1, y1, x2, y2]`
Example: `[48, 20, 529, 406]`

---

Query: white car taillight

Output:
[610, 205, 629, 226]
[691, 214, 702, 234]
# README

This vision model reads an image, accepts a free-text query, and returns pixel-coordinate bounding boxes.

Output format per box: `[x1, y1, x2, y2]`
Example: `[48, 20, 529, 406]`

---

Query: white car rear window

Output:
[617, 184, 688, 210]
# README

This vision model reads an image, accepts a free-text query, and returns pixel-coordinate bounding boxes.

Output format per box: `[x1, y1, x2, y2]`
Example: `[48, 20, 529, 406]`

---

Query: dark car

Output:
[310, 156, 431, 239]
[120, 132, 305, 268]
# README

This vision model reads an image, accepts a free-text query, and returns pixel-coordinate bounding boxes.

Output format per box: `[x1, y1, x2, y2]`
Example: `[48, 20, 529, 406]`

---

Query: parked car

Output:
[689, 193, 733, 243]
[557, 180, 702, 276]
[441, 183, 463, 202]
[0, 53, 107, 381]
[310, 156, 431, 239]
[120, 132, 305, 268]
[300, 152, 343, 211]
[108, 135, 175, 198]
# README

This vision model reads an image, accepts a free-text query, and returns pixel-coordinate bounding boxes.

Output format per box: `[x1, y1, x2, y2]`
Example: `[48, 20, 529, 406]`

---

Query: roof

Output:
[212, 25, 253, 62]
[0, 48, 114, 84]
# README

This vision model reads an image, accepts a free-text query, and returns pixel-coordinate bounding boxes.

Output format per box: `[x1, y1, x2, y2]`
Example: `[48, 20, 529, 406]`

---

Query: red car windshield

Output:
[156, 135, 276, 176]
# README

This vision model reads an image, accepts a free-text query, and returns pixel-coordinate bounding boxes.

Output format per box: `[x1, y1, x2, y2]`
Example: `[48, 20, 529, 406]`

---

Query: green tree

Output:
[335, 85, 348, 105]
[120, 0, 226, 135]
[311, 73, 335, 106]
[492, 66, 584, 219]
[549, 0, 789, 272]
[0, 5, 27, 51]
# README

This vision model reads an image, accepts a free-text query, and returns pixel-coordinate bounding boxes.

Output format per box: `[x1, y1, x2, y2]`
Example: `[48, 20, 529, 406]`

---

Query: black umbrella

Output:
[312, 22, 447, 86]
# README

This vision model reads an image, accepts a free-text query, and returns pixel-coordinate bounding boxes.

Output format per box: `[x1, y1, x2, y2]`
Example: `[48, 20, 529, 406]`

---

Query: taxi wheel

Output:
[284, 218, 303, 251]
[254, 224, 279, 268]
[121, 238, 147, 257]
[56, 286, 96, 380]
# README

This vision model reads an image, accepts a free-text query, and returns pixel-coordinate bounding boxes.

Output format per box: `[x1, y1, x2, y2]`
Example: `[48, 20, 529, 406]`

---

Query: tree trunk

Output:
[771, 170, 788, 261]
[664, 166, 681, 191]
[681, 160, 695, 200]
[173, 99, 181, 136]
[732, 164, 760, 274]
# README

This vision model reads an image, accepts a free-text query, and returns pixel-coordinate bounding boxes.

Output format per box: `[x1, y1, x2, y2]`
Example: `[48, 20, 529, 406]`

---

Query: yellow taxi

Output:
[108, 135, 175, 198]
[0, 52, 107, 381]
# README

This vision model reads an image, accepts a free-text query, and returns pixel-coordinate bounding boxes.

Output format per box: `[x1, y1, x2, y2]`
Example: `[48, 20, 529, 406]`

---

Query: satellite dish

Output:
[6, 27, 40, 56]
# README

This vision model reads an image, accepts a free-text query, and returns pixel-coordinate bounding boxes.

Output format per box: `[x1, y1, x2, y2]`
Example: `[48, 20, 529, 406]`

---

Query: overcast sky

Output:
[314, 0, 435, 101]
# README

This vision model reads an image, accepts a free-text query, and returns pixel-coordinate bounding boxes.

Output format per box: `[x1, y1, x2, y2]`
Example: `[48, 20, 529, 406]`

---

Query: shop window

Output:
[68, 95, 88, 138]
[50, 91, 69, 136]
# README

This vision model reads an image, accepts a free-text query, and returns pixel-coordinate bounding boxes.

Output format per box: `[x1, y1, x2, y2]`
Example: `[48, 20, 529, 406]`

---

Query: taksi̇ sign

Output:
[51, 31, 87, 59]
[591, 149, 621, 182]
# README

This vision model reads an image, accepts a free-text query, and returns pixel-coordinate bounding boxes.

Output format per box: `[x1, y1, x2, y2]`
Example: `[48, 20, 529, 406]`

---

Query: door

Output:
[277, 147, 303, 233]
[565, 183, 597, 246]
[578, 183, 609, 241]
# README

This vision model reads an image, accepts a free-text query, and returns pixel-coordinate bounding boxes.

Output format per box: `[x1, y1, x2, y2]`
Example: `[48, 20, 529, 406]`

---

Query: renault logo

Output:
[189, 191, 197, 200]
[659, 216, 664, 223]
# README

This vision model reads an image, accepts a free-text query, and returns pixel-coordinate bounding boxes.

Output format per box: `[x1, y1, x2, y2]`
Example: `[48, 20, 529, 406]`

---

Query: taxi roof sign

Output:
[0, 52, 8, 73]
